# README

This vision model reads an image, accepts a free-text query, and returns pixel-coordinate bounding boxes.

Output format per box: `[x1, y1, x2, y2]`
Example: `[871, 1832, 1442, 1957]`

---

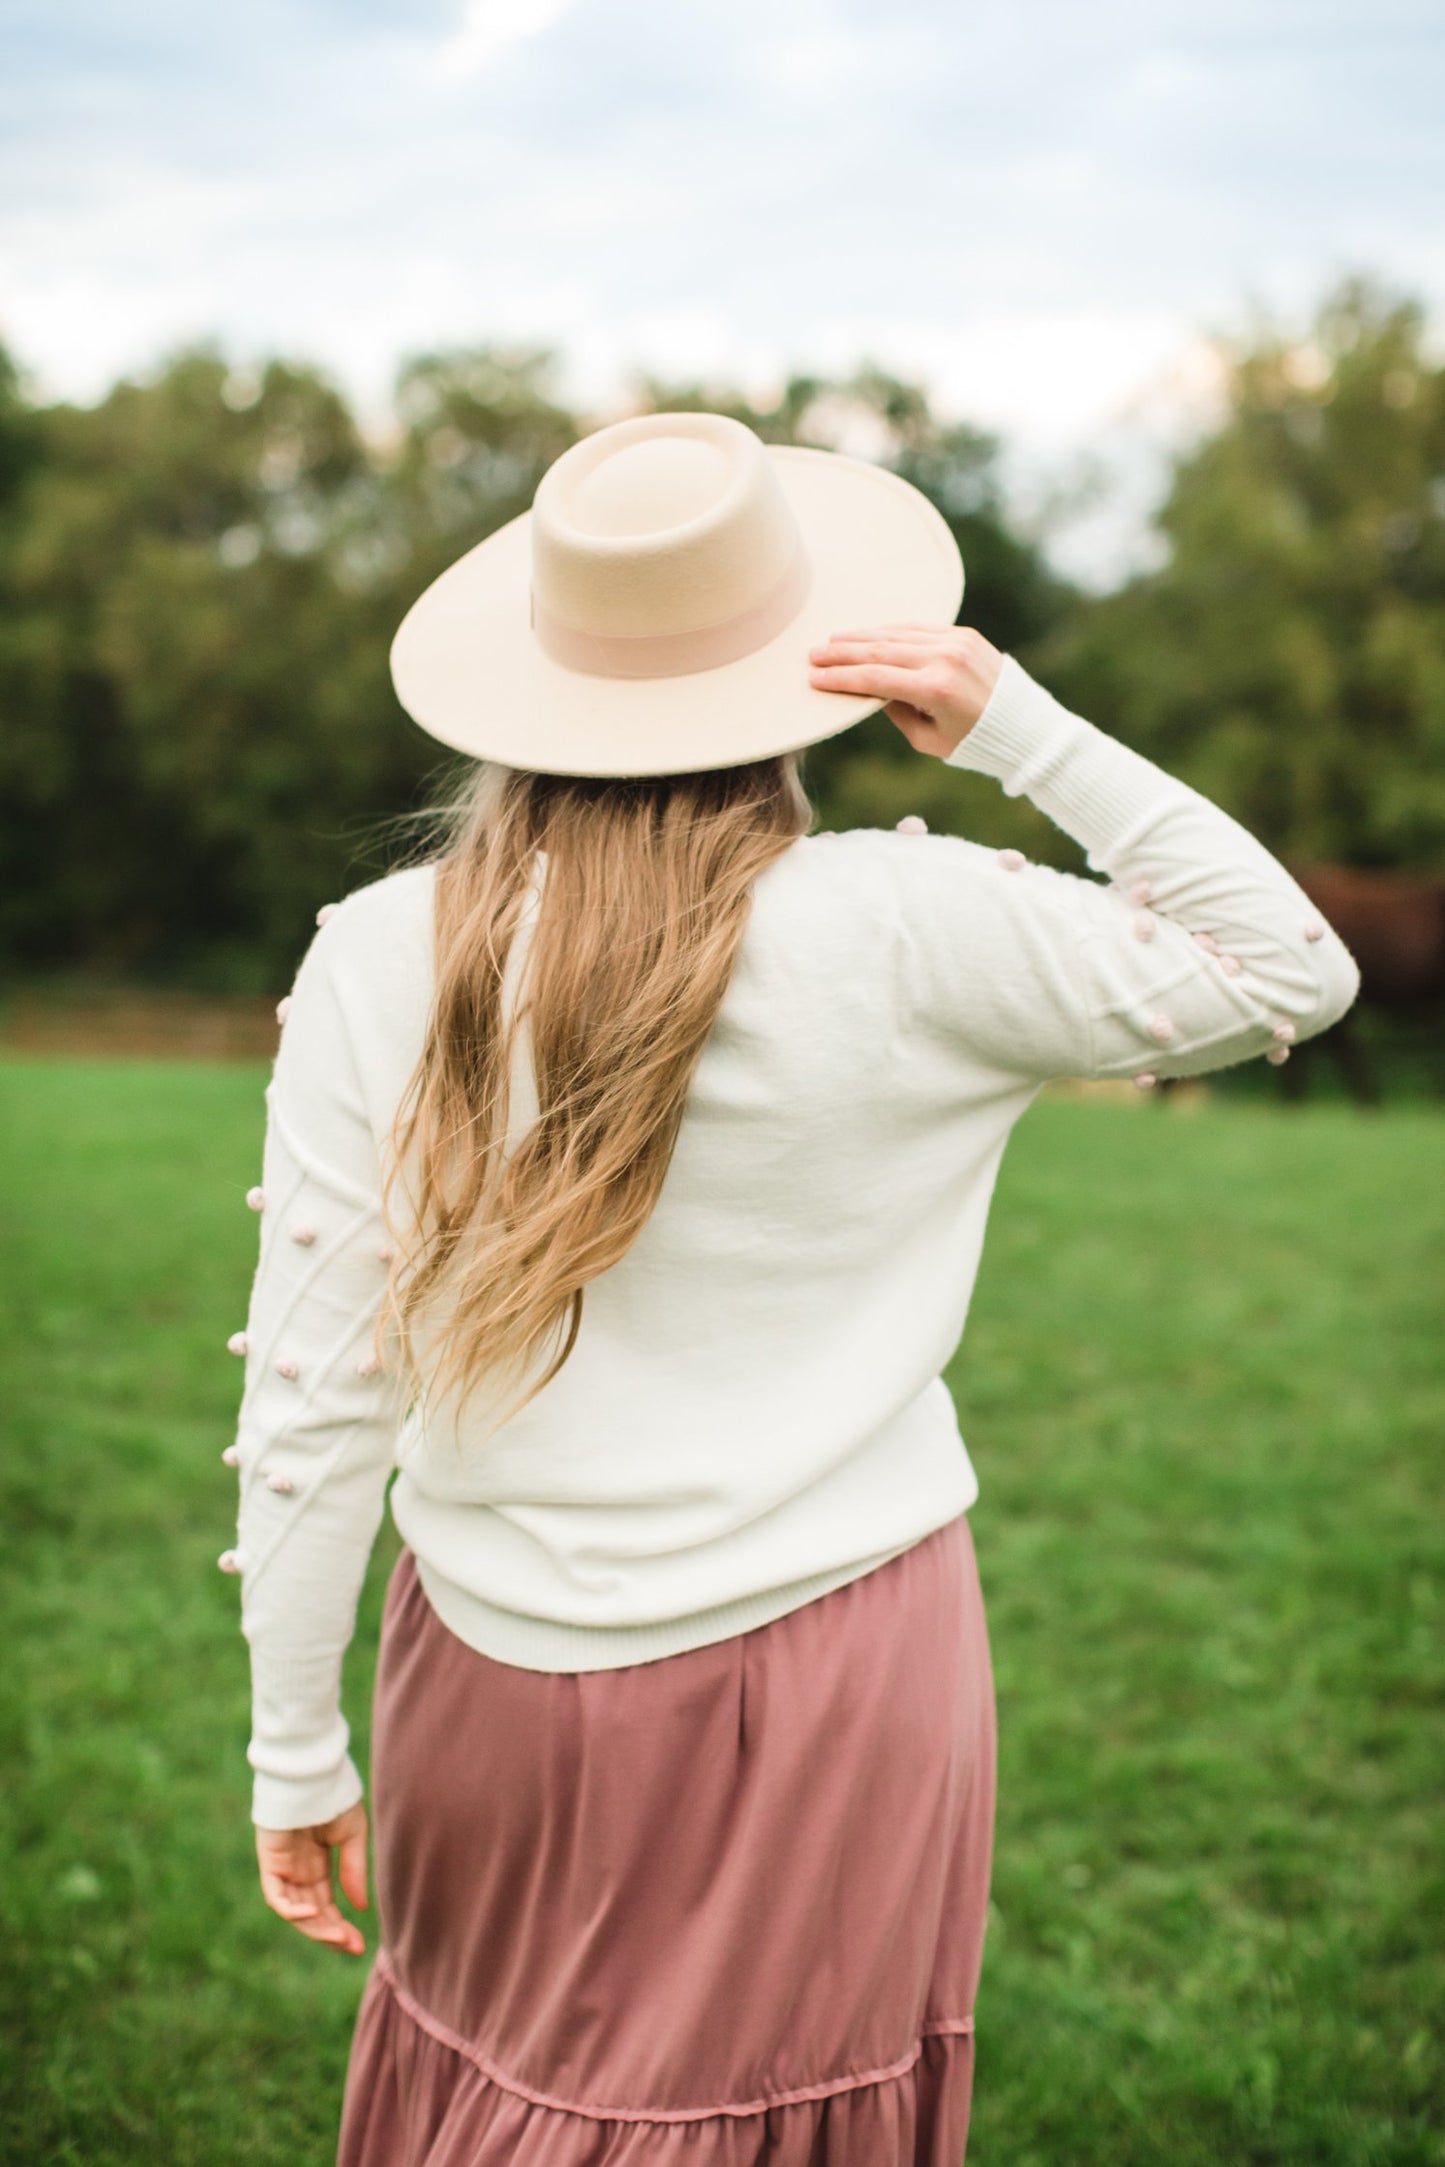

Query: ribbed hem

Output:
[409, 1513, 971, 1675]
[944, 653, 1191, 868]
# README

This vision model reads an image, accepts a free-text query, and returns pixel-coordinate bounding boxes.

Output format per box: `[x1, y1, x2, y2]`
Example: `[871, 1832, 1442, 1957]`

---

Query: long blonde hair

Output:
[376, 753, 814, 1431]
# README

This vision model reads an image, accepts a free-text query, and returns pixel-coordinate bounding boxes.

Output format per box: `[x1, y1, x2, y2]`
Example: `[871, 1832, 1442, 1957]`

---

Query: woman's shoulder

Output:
[311, 860, 438, 947]
[744, 827, 1031, 987]
[761, 826, 1082, 976]
[300, 862, 440, 1015]
[320, 858, 437, 915]
[796, 823, 1076, 900]
[779, 824, 1014, 900]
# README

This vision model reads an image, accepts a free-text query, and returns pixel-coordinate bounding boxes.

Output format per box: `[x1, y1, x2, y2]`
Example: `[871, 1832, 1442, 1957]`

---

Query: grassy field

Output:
[0, 1055, 1441, 2165]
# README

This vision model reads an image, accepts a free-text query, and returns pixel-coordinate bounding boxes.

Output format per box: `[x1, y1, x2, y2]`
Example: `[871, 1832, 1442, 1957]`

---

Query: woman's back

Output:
[233, 654, 1360, 1723]
[312, 828, 1013, 1662]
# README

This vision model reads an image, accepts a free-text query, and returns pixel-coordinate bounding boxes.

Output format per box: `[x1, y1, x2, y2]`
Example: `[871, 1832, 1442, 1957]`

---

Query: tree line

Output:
[0, 271, 1440, 992]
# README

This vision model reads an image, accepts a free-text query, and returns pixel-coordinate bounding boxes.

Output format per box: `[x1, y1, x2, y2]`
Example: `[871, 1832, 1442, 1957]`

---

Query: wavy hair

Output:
[374, 752, 814, 1433]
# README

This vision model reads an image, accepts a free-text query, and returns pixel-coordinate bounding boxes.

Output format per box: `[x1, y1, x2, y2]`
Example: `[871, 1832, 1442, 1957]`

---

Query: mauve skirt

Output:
[337, 1510, 996, 2166]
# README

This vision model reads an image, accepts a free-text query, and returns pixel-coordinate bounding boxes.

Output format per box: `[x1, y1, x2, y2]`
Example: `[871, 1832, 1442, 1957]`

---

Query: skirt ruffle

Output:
[340, 1953, 977, 2166]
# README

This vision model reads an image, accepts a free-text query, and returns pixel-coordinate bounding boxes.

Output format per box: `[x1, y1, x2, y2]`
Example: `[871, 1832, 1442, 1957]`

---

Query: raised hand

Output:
[808, 624, 1005, 758]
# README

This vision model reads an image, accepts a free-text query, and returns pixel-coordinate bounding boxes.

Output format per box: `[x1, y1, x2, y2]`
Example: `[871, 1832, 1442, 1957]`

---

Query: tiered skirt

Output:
[338, 1510, 996, 2165]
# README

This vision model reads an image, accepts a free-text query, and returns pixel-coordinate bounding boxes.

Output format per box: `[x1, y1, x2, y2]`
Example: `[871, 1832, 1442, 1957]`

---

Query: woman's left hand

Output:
[809, 624, 1005, 756]
[255, 1799, 370, 1956]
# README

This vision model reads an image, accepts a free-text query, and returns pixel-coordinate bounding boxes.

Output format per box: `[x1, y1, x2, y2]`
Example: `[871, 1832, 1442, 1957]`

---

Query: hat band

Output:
[530, 541, 814, 680]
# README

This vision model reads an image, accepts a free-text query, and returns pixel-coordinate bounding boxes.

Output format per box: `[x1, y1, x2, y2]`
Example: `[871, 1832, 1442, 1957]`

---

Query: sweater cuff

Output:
[252, 1755, 365, 1833]
[246, 1642, 363, 1830]
[943, 653, 1186, 867]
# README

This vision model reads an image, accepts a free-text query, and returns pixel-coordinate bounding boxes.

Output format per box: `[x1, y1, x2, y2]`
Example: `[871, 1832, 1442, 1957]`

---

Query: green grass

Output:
[0, 1057, 1441, 2165]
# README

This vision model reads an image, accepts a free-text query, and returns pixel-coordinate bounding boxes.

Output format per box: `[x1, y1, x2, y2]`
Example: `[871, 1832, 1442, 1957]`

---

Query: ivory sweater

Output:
[225, 654, 1360, 1830]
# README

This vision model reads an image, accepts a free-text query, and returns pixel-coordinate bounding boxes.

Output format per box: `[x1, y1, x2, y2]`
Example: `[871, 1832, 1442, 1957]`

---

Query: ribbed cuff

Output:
[943, 653, 1076, 785]
[246, 1641, 361, 1830]
[252, 1755, 364, 1833]
[943, 653, 1189, 866]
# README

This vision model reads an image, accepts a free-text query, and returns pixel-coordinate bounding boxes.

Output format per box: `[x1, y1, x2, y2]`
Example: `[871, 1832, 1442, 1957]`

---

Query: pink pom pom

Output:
[265, 1470, 295, 1494]
[895, 814, 928, 836]
[316, 902, 338, 926]
[1132, 911, 1156, 942]
[1272, 1021, 1297, 1044]
[1219, 954, 1243, 976]
[274, 1357, 300, 1381]
[1148, 1015, 1175, 1043]
[1133, 1072, 1158, 1090]
[996, 847, 1026, 872]
[376, 1243, 396, 1264]
[289, 1225, 318, 1246]
[217, 1549, 241, 1574]
[275, 996, 291, 1025]
[1193, 930, 1220, 954]
[1128, 878, 1153, 907]
[226, 1330, 249, 1357]
[1304, 918, 1325, 942]
[221, 1445, 241, 1468]
[245, 1186, 266, 1211]
[356, 1353, 383, 1378]
[1266, 1045, 1291, 1066]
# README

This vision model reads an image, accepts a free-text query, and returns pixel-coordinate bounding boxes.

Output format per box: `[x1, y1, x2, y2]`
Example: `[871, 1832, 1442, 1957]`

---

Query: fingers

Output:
[257, 1826, 367, 1956]
[337, 1823, 370, 1914]
[813, 624, 961, 648]
[823, 622, 955, 635]
[261, 1862, 366, 1954]
[808, 628, 962, 693]
[811, 640, 936, 667]
[260, 1861, 328, 1922]
[290, 1899, 365, 1955]
[808, 662, 934, 708]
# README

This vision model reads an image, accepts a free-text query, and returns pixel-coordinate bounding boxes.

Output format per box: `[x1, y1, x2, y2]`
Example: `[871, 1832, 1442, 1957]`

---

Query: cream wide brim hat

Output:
[389, 409, 964, 779]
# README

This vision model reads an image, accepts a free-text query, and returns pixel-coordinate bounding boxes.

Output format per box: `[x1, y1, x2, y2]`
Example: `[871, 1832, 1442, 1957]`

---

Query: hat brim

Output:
[389, 445, 965, 778]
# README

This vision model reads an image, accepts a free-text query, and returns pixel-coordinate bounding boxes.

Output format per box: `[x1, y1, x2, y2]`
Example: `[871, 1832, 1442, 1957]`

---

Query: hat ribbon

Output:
[530, 540, 814, 680]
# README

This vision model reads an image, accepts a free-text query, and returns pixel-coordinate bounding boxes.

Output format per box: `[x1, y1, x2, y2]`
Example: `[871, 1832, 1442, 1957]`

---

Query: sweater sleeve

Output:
[912, 653, 1361, 1085]
[223, 905, 411, 1831]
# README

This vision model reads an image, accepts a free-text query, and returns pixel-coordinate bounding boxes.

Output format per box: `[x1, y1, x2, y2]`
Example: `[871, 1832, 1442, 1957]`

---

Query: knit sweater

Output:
[226, 654, 1360, 1829]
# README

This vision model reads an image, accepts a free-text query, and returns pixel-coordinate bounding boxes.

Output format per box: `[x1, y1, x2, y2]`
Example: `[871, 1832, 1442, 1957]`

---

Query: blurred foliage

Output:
[0, 271, 1441, 991]
[1034, 273, 1445, 871]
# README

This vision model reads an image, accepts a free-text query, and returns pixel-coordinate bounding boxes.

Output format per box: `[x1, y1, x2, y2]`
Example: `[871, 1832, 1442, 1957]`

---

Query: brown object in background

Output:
[0, 985, 282, 1060]
[1275, 864, 1445, 1105]
[1292, 865, 1445, 1006]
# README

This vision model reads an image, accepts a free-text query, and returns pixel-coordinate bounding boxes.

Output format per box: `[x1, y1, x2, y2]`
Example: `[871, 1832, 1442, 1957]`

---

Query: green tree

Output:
[0, 347, 386, 984]
[1036, 273, 1445, 872]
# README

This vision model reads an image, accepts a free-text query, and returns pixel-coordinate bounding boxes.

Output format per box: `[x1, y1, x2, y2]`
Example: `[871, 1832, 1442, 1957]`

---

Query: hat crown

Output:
[569, 434, 728, 538]
[531, 412, 804, 643]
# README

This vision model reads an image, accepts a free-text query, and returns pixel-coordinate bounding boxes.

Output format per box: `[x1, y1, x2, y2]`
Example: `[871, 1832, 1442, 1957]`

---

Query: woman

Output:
[222, 410, 1360, 2165]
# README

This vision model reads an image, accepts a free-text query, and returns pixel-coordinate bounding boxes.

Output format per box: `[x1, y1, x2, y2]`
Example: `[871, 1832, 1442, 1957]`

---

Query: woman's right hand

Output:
[808, 625, 1005, 758]
[255, 1799, 370, 1956]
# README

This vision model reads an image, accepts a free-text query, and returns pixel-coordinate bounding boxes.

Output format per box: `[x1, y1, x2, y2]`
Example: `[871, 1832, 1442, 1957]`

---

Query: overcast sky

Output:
[2, 0, 1442, 584]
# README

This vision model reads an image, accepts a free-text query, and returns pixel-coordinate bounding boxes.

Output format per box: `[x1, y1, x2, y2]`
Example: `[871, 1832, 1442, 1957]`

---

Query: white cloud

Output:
[753, 25, 894, 101]
[435, 0, 581, 83]
[0, 0, 1441, 579]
